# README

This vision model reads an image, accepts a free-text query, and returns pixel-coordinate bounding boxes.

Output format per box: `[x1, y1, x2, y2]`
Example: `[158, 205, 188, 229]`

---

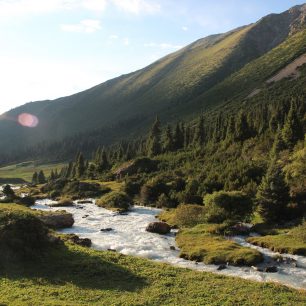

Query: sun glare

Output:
[18, 113, 39, 128]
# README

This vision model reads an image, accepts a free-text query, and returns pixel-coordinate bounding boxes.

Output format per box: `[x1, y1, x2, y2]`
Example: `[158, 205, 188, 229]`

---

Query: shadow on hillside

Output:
[0, 244, 147, 293]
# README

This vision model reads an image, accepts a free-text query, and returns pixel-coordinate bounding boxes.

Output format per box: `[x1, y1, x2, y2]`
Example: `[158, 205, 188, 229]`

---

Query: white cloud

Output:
[0, 0, 159, 20]
[123, 37, 130, 46]
[81, 0, 107, 11]
[60, 19, 101, 33]
[109, 34, 119, 39]
[182, 26, 188, 31]
[111, 0, 160, 14]
[144, 42, 182, 50]
[0, 0, 107, 20]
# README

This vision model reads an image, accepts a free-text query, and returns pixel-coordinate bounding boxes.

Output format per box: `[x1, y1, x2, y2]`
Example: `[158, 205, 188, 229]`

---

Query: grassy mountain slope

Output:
[0, 4, 306, 157]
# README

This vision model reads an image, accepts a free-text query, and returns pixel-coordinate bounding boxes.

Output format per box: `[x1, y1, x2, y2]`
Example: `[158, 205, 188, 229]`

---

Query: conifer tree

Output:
[225, 116, 235, 142]
[66, 162, 73, 178]
[235, 112, 250, 141]
[76, 152, 85, 177]
[194, 115, 205, 146]
[282, 102, 303, 149]
[163, 124, 174, 152]
[147, 117, 162, 157]
[49, 170, 55, 181]
[32, 172, 38, 184]
[256, 159, 290, 222]
[174, 122, 184, 150]
[270, 126, 285, 158]
[38, 170, 46, 184]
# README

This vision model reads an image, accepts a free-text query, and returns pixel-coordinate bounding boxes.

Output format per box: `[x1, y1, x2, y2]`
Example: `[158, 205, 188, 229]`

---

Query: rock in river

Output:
[146, 222, 171, 235]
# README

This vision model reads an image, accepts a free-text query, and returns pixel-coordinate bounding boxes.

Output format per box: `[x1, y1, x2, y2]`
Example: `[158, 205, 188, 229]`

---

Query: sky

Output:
[0, 0, 305, 114]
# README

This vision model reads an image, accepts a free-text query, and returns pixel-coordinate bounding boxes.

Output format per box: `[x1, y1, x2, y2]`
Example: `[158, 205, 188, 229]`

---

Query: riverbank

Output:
[0, 238, 305, 305]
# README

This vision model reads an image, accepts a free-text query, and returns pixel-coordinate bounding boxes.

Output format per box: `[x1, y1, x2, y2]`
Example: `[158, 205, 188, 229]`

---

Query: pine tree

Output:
[256, 160, 290, 223]
[194, 115, 205, 146]
[32, 172, 38, 184]
[66, 162, 73, 178]
[282, 102, 303, 149]
[147, 117, 162, 157]
[76, 152, 85, 177]
[225, 116, 235, 142]
[235, 111, 250, 141]
[97, 149, 109, 172]
[37, 170, 46, 184]
[163, 125, 174, 152]
[49, 170, 55, 181]
[174, 122, 184, 150]
[270, 126, 285, 158]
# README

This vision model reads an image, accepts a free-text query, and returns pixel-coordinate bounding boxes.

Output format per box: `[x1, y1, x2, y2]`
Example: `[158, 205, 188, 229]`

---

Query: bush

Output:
[159, 204, 206, 227]
[204, 191, 253, 223]
[124, 178, 143, 197]
[177, 180, 203, 205]
[156, 193, 176, 208]
[0, 209, 50, 261]
[140, 179, 168, 205]
[96, 191, 132, 212]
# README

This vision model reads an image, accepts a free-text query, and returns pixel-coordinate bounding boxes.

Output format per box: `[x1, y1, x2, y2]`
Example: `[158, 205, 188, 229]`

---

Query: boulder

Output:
[38, 212, 74, 229]
[146, 222, 171, 234]
[264, 266, 278, 273]
[170, 246, 176, 250]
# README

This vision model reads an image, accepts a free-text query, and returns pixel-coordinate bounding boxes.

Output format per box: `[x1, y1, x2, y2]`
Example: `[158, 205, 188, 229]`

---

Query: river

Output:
[31, 199, 306, 290]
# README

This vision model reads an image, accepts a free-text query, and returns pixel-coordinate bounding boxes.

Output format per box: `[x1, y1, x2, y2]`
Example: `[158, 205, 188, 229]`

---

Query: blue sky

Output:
[0, 0, 305, 114]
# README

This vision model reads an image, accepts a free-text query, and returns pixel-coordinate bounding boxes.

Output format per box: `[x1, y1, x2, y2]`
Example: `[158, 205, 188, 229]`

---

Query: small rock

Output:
[100, 228, 113, 232]
[170, 246, 176, 251]
[82, 215, 89, 218]
[66, 234, 92, 247]
[264, 266, 278, 273]
[77, 200, 93, 204]
[217, 264, 227, 271]
[107, 248, 117, 252]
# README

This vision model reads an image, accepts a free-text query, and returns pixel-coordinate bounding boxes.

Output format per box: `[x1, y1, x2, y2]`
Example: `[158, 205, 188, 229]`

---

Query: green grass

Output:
[176, 224, 263, 266]
[82, 180, 124, 192]
[0, 242, 305, 305]
[0, 199, 305, 305]
[247, 227, 306, 256]
[0, 161, 65, 182]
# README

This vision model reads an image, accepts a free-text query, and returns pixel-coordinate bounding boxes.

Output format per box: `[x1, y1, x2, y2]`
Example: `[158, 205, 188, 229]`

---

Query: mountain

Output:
[0, 4, 306, 160]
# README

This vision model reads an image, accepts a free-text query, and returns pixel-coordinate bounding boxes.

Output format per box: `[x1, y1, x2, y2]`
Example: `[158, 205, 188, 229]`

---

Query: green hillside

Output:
[1, 4, 306, 162]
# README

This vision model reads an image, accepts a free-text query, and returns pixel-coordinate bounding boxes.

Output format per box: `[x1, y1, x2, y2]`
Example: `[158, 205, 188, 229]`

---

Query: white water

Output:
[32, 199, 306, 290]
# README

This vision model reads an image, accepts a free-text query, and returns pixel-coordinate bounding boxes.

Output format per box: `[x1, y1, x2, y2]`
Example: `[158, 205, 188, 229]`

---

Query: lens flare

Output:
[18, 113, 39, 128]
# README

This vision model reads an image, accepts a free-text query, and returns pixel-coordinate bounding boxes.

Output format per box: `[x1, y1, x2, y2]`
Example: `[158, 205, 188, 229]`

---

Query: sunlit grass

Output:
[0, 161, 65, 182]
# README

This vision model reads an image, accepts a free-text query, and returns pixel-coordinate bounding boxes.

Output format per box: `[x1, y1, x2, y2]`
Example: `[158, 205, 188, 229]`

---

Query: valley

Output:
[0, 2, 306, 305]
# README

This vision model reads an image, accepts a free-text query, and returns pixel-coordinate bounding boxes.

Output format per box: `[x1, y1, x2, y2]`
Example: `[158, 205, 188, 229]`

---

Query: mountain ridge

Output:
[1, 4, 306, 160]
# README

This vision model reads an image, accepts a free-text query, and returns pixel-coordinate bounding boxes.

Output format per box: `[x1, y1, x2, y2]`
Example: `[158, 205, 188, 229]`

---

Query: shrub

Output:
[290, 221, 306, 243]
[140, 179, 168, 205]
[0, 209, 50, 261]
[204, 190, 253, 223]
[156, 193, 176, 208]
[96, 191, 132, 212]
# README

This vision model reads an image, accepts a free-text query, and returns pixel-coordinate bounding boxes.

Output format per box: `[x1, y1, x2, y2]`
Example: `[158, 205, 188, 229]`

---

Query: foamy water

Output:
[32, 199, 306, 290]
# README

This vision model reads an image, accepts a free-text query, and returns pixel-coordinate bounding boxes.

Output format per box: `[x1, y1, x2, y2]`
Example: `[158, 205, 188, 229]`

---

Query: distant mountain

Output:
[0, 4, 306, 159]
